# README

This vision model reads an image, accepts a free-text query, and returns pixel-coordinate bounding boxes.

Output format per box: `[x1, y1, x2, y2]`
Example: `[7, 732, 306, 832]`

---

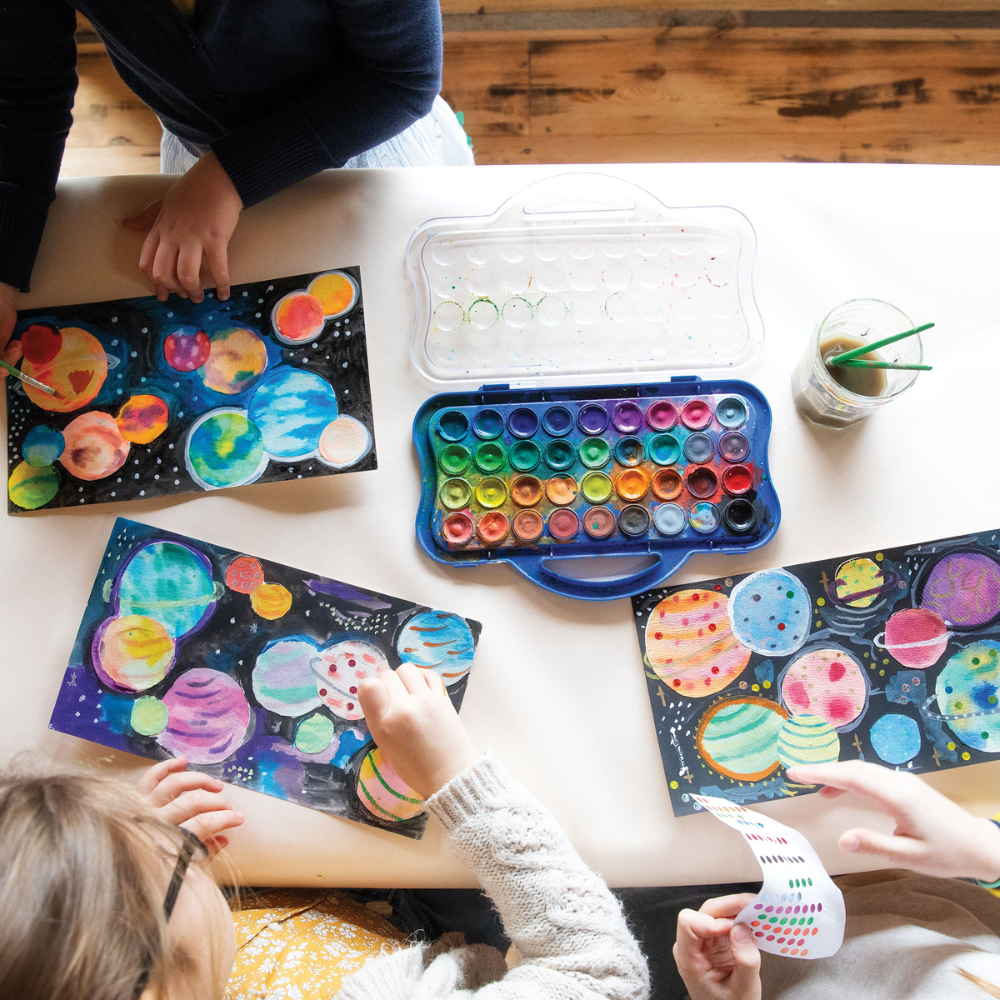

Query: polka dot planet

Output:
[919, 551, 1000, 629]
[308, 271, 358, 317]
[92, 615, 175, 693]
[777, 714, 841, 768]
[163, 326, 210, 372]
[357, 747, 425, 822]
[935, 640, 1000, 751]
[397, 611, 476, 686]
[249, 582, 293, 620]
[729, 569, 810, 656]
[225, 556, 264, 594]
[185, 410, 266, 490]
[116, 395, 169, 444]
[833, 557, 888, 609]
[316, 639, 389, 720]
[157, 668, 251, 765]
[252, 637, 323, 716]
[318, 415, 373, 469]
[696, 697, 788, 780]
[21, 325, 108, 412]
[59, 411, 130, 481]
[272, 291, 325, 344]
[8, 461, 59, 510]
[645, 589, 751, 697]
[883, 608, 949, 669]
[198, 325, 268, 395]
[779, 647, 867, 728]
[21, 425, 64, 466]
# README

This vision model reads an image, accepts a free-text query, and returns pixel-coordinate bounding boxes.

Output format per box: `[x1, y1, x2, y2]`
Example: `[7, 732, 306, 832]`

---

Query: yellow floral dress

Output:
[227, 890, 406, 999]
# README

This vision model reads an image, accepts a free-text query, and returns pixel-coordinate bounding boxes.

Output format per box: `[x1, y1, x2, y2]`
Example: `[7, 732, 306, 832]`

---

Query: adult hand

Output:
[123, 150, 242, 304]
[0, 282, 21, 379]
[137, 756, 245, 855]
[786, 760, 1000, 882]
[673, 894, 761, 1000]
[358, 664, 479, 799]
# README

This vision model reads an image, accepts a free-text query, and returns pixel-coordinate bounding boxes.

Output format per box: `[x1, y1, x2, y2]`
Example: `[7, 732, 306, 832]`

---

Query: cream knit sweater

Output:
[339, 753, 650, 1000]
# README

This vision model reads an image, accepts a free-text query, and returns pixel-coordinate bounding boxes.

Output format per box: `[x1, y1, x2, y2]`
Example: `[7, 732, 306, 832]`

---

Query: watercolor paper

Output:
[7, 269, 375, 512]
[633, 527, 1000, 816]
[693, 795, 845, 959]
[49, 518, 480, 839]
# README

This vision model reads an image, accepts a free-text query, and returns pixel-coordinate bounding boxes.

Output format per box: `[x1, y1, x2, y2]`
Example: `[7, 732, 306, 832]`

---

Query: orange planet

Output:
[250, 582, 292, 620]
[272, 292, 325, 344]
[116, 395, 169, 444]
[645, 588, 751, 697]
[59, 411, 130, 480]
[199, 326, 268, 395]
[308, 271, 358, 318]
[21, 326, 108, 413]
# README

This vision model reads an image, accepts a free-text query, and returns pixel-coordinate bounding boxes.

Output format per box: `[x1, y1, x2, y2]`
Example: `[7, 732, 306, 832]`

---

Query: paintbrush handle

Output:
[839, 360, 933, 371]
[0, 356, 56, 394]
[827, 322, 934, 365]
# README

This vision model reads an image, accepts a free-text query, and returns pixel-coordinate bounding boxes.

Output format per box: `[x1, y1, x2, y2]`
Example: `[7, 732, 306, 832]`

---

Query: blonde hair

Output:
[0, 765, 204, 1000]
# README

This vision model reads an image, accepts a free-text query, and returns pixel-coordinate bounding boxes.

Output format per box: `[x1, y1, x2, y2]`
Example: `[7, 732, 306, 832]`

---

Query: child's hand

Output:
[137, 756, 245, 855]
[786, 760, 1000, 882]
[358, 664, 479, 799]
[0, 282, 20, 379]
[123, 151, 242, 305]
[673, 894, 761, 1000]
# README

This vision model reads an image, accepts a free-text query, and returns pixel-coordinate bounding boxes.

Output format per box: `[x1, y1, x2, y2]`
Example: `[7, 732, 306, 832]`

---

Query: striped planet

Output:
[645, 589, 752, 697]
[696, 697, 788, 780]
[777, 714, 841, 768]
[357, 747, 425, 822]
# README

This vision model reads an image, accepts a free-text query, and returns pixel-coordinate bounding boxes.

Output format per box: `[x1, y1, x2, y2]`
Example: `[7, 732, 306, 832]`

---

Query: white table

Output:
[4, 163, 999, 888]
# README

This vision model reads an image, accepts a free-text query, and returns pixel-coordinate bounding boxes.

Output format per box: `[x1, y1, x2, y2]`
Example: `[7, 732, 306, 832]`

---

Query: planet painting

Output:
[633, 526, 1000, 818]
[729, 570, 810, 656]
[779, 647, 868, 729]
[645, 589, 752, 697]
[49, 518, 482, 839]
[8, 268, 376, 513]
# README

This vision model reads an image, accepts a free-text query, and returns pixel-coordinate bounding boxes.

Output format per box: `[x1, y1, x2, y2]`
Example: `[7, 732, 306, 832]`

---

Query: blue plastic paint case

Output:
[413, 377, 780, 601]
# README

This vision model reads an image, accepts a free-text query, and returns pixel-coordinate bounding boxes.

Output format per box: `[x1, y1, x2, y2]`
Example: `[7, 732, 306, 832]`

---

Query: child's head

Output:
[0, 766, 235, 1000]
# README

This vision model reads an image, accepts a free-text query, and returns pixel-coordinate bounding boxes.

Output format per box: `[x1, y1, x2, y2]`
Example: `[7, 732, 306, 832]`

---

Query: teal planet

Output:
[184, 409, 266, 490]
[935, 640, 1000, 752]
[22, 425, 65, 467]
[295, 713, 336, 754]
[115, 540, 217, 639]
[252, 636, 323, 716]
[397, 611, 475, 686]
[696, 698, 786, 780]
[247, 368, 338, 461]
[777, 713, 840, 768]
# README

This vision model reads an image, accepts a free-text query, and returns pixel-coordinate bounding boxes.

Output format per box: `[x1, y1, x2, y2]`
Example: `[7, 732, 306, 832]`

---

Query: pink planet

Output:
[780, 647, 867, 729]
[315, 639, 389, 721]
[883, 608, 949, 668]
[157, 668, 250, 764]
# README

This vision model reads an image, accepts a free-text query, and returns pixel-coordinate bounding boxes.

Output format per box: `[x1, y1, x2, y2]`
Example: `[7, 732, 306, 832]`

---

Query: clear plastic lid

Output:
[407, 173, 763, 384]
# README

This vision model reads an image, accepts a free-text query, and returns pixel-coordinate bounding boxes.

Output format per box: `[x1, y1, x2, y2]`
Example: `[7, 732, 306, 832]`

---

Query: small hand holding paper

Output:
[674, 894, 761, 1000]
[787, 760, 1000, 882]
[358, 664, 479, 799]
[123, 150, 242, 305]
[137, 756, 245, 855]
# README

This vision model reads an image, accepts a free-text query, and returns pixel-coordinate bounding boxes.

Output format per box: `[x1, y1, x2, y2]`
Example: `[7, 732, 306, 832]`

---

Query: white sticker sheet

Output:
[693, 795, 846, 959]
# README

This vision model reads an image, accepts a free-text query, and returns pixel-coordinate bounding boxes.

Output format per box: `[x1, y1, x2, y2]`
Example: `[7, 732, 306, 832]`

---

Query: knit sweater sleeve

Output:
[0, 0, 77, 291]
[428, 752, 649, 1000]
[211, 0, 441, 209]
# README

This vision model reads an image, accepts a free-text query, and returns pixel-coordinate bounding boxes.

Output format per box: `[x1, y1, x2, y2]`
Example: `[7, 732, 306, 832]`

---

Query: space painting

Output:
[7, 267, 374, 513]
[49, 519, 481, 839]
[632, 527, 1000, 817]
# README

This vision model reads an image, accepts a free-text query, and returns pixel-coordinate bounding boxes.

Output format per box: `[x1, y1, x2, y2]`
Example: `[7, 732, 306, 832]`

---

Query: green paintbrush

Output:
[0, 357, 56, 395]
[838, 360, 933, 371]
[827, 321, 935, 366]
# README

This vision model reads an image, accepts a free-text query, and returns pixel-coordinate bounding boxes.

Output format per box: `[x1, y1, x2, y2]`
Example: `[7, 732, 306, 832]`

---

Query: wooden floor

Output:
[63, 18, 1000, 177]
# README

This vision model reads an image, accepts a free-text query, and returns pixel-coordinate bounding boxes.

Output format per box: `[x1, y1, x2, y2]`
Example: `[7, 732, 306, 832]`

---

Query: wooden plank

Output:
[442, 0, 1000, 14]
[441, 37, 531, 137]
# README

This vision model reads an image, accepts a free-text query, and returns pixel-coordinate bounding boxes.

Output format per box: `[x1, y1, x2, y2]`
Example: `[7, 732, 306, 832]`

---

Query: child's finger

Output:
[182, 808, 244, 844]
[839, 826, 926, 866]
[123, 200, 163, 233]
[358, 676, 390, 724]
[699, 893, 758, 919]
[157, 788, 235, 826]
[151, 242, 183, 301]
[146, 770, 224, 807]
[395, 663, 430, 695]
[785, 761, 913, 817]
[727, 922, 762, 998]
[176, 243, 205, 303]
[376, 667, 408, 709]
[205, 242, 231, 301]
[136, 756, 188, 794]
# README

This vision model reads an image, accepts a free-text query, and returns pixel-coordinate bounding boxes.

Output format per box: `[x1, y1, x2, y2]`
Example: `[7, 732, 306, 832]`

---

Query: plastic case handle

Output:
[519, 173, 641, 219]
[508, 549, 694, 601]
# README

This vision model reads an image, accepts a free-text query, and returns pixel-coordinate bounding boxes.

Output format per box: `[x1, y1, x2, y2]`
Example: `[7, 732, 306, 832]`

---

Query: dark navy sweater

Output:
[0, 0, 443, 291]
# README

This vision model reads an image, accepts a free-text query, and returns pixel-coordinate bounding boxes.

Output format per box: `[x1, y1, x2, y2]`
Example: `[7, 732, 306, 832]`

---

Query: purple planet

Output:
[920, 550, 1000, 630]
[157, 667, 251, 764]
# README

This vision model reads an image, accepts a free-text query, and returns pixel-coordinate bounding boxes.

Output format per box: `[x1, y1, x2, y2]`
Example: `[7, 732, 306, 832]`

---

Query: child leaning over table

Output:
[0, 664, 650, 1000]
[671, 760, 1000, 1000]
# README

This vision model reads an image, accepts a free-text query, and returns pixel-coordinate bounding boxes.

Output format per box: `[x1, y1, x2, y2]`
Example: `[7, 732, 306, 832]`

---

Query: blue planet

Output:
[115, 540, 217, 638]
[397, 611, 475, 686]
[22, 425, 65, 467]
[247, 368, 338, 461]
[185, 409, 267, 490]
[935, 640, 1000, 752]
[728, 569, 811, 656]
[869, 713, 921, 764]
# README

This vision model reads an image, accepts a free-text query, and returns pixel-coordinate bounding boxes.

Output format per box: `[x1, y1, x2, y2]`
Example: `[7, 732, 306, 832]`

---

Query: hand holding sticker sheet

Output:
[693, 795, 846, 959]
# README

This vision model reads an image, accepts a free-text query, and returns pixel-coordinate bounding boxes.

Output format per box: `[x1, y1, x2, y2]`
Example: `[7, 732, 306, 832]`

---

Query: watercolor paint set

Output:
[632, 526, 1000, 817]
[408, 173, 778, 599]
[413, 379, 779, 600]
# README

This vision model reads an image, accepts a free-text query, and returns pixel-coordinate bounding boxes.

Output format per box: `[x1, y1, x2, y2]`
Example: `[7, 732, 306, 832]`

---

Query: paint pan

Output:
[578, 403, 609, 435]
[508, 407, 539, 438]
[472, 408, 504, 439]
[646, 400, 678, 431]
[475, 477, 507, 507]
[653, 503, 685, 535]
[722, 497, 757, 533]
[617, 468, 649, 501]
[440, 478, 472, 509]
[723, 464, 753, 495]
[548, 507, 579, 540]
[438, 410, 469, 441]
[439, 443, 470, 475]
[544, 439, 576, 471]
[513, 509, 544, 541]
[477, 511, 510, 545]
[619, 504, 651, 536]
[615, 436, 645, 467]
[681, 399, 712, 429]
[686, 467, 718, 499]
[442, 511, 474, 545]
[511, 475, 543, 506]
[612, 401, 644, 434]
[719, 431, 750, 463]
[580, 471, 613, 504]
[689, 501, 720, 533]
[716, 396, 748, 428]
[542, 405, 573, 436]
[473, 441, 506, 473]
[546, 475, 578, 505]
[583, 506, 616, 538]
[510, 439, 541, 471]
[649, 433, 680, 466]
[684, 432, 714, 464]
[579, 437, 610, 469]
[651, 468, 683, 500]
